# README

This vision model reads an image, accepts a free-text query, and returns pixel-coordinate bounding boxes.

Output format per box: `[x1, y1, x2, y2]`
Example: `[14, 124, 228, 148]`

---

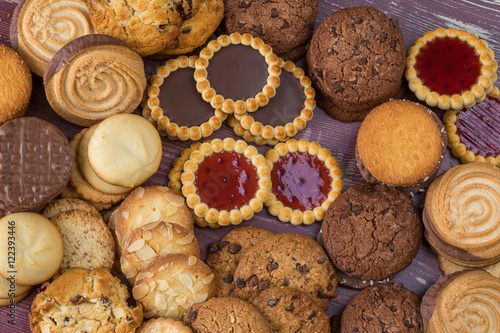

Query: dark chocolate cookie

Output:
[233, 233, 337, 311]
[320, 184, 422, 288]
[306, 6, 405, 111]
[341, 283, 424, 332]
[224, 0, 319, 61]
[206, 225, 274, 297]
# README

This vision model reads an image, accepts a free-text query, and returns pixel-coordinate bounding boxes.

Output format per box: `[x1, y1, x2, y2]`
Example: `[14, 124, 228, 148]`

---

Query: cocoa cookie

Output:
[341, 282, 423, 332]
[320, 184, 422, 288]
[183, 297, 273, 332]
[233, 233, 337, 310]
[307, 7, 405, 115]
[223, 0, 319, 61]
[206, 225, 274, 297]
[251, 286, 330, 332]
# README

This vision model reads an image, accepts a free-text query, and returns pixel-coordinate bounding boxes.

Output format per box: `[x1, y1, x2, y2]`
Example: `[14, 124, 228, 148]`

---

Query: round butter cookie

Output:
[438, 254, 500, 279]
[0, 274, 32, 306]
[356, 100, 447, 196]
[0, 212, 63, 286]
[183, 297, 273, 333]
[29, 267, 143, 332]
[44, 34, 146, 126]
[10, 0, 95, 77]
[0, 44, 31, 125]
[42, 198, 101, 220]
[132, 254, 215, 320]
[138, 317, 192, 333]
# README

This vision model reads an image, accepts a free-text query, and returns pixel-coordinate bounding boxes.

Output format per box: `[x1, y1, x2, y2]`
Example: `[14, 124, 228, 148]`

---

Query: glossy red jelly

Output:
[271, 152, 332, 211]
[455, 96, 500, 157]
[415, 37, 481, 95]
[195, 151, 258, 210]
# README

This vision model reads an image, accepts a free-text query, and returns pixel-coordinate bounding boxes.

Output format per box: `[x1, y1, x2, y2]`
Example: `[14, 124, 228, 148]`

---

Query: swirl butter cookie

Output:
[44, 34, 146, 126]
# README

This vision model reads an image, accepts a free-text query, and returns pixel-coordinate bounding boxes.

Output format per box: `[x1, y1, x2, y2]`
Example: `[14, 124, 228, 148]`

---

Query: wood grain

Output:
[0, 0, 499, 331]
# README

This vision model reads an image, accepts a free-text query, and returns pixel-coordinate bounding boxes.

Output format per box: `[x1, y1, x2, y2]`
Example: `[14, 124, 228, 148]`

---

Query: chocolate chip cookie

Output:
[320, 184, 422, 288]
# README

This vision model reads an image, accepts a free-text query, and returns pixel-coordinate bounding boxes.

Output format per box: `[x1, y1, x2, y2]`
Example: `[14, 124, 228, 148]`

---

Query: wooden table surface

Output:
[0, 0, 499, 331]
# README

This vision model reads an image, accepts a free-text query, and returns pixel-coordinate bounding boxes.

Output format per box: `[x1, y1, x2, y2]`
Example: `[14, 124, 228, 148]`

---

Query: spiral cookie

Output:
[11, 0, 95, 77]
[44, 34, 146, 126]
[421, 270, 500, 332]
[424, 163, 500, 267]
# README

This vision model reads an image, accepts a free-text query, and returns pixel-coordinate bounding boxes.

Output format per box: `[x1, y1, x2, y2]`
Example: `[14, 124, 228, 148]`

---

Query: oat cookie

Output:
[42, 198, 101, 220]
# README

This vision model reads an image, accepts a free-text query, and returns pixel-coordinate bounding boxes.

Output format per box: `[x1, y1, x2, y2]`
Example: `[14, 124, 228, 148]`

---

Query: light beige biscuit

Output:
[49, 210, 115, 270]
[0, 274, 32, 301]
[0, 212, 63, 286]
[438, 254, 500, 278]
[121, 221, 200, 285]
[0, 286, 32, 306]
[88, 114, 162, 188]
[115, 186, 194, 247]
[133, 254, 215, 320]
[42, 197, 101, 220]
[137, 317, 193, 333]
[59, 182, 115, 212]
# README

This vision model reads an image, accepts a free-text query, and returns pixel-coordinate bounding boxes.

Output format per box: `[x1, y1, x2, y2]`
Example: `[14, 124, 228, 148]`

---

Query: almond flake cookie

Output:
[132, 254, 215, 320]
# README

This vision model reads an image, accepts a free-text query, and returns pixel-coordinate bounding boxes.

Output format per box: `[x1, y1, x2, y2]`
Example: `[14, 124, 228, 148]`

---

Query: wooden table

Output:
[0, 0, 499, 331]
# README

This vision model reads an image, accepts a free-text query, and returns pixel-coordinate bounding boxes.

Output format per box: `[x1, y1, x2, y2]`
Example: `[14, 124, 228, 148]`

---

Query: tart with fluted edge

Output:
[227, 115, 289, 146]
[443, 86, 500, 167]
[229, 58, 314, 145]
[265, 139, 344, 225]
[405, 27, 498, 110]
[194, 32, 281, 114]
[181, 138, 271, 227]
[142, 55, 227, 141]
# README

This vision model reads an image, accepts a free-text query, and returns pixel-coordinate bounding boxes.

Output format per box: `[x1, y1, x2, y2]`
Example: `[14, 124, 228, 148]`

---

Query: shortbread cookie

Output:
[138, 317, 192, 333]
[183, 297, 273, 332]
[42, 198, 101, 220]
[44, 34, 146, 126]
[29, 267, 143, 332]
[132, 254, 215, 320]
[406, 28, 497, 110]
[0, 212, 63, 286]
[0, 44, 31, 124]
[265, 138, 344, 225]
[206, 225, 274, 297]
[342, 283, 423, 332]
[194, 33, 281, 114]
[60, 182, 115, 212]
[438, 254, 500, 278]
[181, 138, 271, 227]
[11, 0, 95, 76]
[251, 287, 330, 332]
[233, 233, 337, 311]
[115, 186, 194, 247]
[421, 270, 500, 332]
[49, 210, 115, 270]
[143, 55, 227, 140]
[0, 274, 32, 306]
[120, 221, 200, 285]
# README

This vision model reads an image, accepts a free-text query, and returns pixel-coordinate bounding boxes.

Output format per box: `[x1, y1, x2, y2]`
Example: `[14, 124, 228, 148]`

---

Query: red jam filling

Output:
[271, 152, 332, 211]
[415, 37, 481, 95]
[195, 151, 258, 210]
[455, 96, 500, 157]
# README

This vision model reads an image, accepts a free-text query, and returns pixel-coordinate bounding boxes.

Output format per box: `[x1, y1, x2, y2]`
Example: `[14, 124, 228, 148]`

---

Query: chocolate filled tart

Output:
[143, 55, 226, 141]
[194, 32, 281, 114]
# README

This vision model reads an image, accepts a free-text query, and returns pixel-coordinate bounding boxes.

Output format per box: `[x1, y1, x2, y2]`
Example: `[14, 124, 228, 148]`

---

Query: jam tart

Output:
[142, 55, 227, 141]
[181, 138, 271, 227]
[405, 28, 498, 110]
[443, 86, 500, 167]
[265, 139, 344, 225]
[194, 32, 281, 115]
[228, 59, 314, 145]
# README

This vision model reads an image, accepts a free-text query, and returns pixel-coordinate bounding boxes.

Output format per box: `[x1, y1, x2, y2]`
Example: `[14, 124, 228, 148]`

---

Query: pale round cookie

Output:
[0, 212, 63, 286]
[438, 254, 500, 278]
[115, 186, 194, 247]
[42, 197, 101, 220]
[0, 274, 31, 300]
[88, 113, 162, 188]
[0, 287, 32, 306]
[49, 210, 115, 270]
[59, 181, 115, 212]
[120, 221, 200, 285]
[137, 317, 192, 333]
[132, 254, 215, 320]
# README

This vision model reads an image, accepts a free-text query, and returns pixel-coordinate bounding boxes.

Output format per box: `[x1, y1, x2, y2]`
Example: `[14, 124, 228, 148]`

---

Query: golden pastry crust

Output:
[181, 138, 271, 227]
[443, 86, 500, 167]
[194, 33, 281, 114]
[231, 59, 314, 144]
[143, 55, 227, 141]
[265, 138, 344, 225]
[405, 27, 498, 110]
[227, 115, 288, 146]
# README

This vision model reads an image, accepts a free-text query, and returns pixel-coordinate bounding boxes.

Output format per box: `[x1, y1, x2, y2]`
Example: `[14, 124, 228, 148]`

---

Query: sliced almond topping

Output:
[149, 241, 160, 254]
[89, 298, 99, 303]
[159, 224, 173, 240]
[165, 288, 179, 297]
[143, 311, 156, 319]
[141, 230, 153, 241]
[155, 293, 167, 310]
[192, 281, 205, 294]
[230, 311, 236, 323]
[121, 210, 129, 220]
[165, 204, 178, 217]
[127, 239, 145, 253]
[112, 307, 126, 318]
[188, 256, 197, 266]
[136, 245, 157, 261]
[156, 280, 169, 291]
[132, 283, 149, 300]
[133, 213, 143, 228]
[174, 227, 182, 234]
[194, 292, 208, 303]
[145, 210, 161, 223]
[177, 233, 195, 245]
[166, 306, 180, 319]
[167, 295, 175, 308]
[147, 280, 157, 294]
[165, 192, 185, 207]
[180, 274, 193, 289]
[136, 271, 154, 281]
[203, 274, 215, 285]
[142, 221, 161, 231]
[135, 186, 145, 199]
[108, 209, 118, 229]
[176, 296, 187, 306]
[120, 263, 137, 279]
